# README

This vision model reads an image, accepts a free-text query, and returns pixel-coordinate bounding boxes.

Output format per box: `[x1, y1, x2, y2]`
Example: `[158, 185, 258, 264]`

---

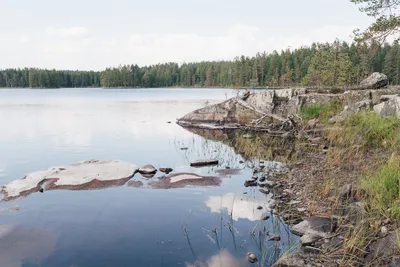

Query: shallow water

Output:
[0, 88, 298, 267]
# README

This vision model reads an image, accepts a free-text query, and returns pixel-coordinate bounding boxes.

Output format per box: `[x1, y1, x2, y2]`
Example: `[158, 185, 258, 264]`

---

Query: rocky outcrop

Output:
[178, 87, 400, 130]
[360, 72, 388, 89]
[373, 94, 400, 119]
[177, 88, 340, 129]
[0, 160, 139, 201]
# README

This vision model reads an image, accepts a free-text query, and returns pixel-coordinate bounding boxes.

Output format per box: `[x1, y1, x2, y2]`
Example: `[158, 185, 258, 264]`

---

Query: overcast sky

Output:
[0, 0, 373, 70]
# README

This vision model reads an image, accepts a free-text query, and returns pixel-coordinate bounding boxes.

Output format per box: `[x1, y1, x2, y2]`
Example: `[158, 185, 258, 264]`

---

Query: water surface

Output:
[0, 88, 298, 267]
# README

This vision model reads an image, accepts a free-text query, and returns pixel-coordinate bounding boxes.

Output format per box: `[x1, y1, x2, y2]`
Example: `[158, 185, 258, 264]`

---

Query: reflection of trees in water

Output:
[177, 128, 297, 166]
[173, 131, 245, 172]
[181, 192, 298, 267]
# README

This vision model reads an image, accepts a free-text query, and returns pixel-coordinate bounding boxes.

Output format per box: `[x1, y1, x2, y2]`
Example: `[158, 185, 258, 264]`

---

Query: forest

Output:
[1, 40, 400, 89]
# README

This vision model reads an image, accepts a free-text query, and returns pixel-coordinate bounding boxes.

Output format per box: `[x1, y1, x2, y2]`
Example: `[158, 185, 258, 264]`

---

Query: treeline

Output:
[2, 40, 400, 88]
[100, 40, 400, 88]
[0, 69, 100, 88]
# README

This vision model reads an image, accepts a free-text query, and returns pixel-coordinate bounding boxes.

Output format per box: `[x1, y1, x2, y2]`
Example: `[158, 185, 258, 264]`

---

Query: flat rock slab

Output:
[291, 216, 336, 238]
[0, 160, 139, 201]
[150, 173, 221, 189]
[190, 159, 219, 167]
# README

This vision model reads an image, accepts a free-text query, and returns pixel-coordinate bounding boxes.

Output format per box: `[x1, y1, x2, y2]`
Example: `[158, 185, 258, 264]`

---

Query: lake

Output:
[0, 88, 298, 267]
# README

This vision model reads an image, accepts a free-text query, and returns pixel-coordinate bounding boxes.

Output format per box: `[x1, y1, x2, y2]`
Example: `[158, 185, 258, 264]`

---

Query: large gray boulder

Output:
[373, 95, 400, 119]
[360, 72, 388, 89]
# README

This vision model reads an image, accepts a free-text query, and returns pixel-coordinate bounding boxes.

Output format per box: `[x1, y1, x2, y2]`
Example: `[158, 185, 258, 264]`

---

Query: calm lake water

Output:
[0, 88, 298, 267]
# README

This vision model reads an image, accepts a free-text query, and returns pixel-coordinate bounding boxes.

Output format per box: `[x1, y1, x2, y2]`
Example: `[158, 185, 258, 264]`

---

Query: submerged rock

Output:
[150, 173, 221, 189]
[126, 180, 144, 188]
[190, 159, 219, 167]
[0, 160, 139, 201]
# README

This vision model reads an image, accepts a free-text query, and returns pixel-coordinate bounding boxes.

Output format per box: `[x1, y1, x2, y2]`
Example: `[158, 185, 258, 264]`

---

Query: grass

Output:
[362, 153, 400, 220]
[300, 99, 342, 122]
[329, 112, 400, 150]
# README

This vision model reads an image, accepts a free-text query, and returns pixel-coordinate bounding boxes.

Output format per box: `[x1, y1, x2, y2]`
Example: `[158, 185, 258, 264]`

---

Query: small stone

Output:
[244, 180, 258, 187]
[265, 181, 276, 188]
[243, 192, 248, 195]
[257, 206, 263, 210]
[283, 189, 294, 195]
[301, 234, 321, 246]
[167, 121, 172, 123]
[180, 147, 188, 150]
[159, 167, 173, 173]
[139, 164, 157, 174]
[288, 200, 301, 205]
[239, 160, 245, 164]
[259, 189, 270, 194]
[268, 200, 276, 209]
[268, 235, 281, 241]
[259, 175, 266, 182]
[39, 188, 44, 193]
[251, 175, 258, 180]
[246, 252, 258, 263]
[381, 226, 388, 234]
[225, 166, 230, 169]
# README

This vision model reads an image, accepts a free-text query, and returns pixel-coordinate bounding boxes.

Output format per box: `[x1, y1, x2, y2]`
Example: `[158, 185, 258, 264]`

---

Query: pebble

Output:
[257, 206, 263, 210]
[246, 252, 258, 263]
[381, 226, 388, 234]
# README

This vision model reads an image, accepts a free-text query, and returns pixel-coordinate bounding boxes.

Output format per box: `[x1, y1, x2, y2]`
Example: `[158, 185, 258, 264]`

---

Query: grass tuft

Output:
[300, 99, 342, 122]
[362, 153, 400, 220]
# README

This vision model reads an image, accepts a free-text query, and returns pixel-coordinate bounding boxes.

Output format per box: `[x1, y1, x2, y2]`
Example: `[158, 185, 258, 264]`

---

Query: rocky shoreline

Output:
[175, 73, 400, 266]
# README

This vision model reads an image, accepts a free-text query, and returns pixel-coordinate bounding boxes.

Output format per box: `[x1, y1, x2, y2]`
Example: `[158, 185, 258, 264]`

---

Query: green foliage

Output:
[0, 68, 100, 88]
[362, 154, 400, 219]
[300, 100, 342, 121]
[303, 42, 355, 86]
[351, 0, 400, 43]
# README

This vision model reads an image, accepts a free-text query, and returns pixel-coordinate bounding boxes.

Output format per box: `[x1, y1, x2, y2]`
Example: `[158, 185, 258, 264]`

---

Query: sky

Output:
[0, 0, 374, 70]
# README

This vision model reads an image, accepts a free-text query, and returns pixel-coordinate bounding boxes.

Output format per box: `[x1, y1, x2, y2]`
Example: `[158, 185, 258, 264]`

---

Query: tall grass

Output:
[362, 154, 400, 220]
[329, 112, 400, 150]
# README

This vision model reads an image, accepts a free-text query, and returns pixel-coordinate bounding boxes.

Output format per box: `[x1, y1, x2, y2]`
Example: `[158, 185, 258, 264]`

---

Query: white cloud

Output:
[0, 24, 358, 70]
[206, 193, 270, 221]
[46, 26, 90, 38]
[19, 35, 29, 44]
